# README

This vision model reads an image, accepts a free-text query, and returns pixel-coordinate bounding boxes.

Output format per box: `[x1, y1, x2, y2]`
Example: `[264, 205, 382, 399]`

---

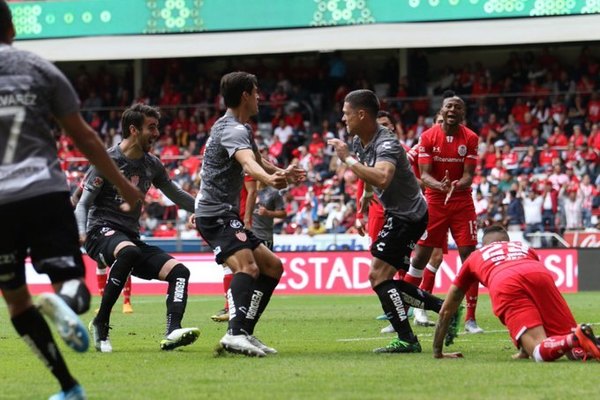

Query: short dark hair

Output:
[0, 0, 13, 43]
[121, 103, 160, 138]
[344, 90, 380, 117]
[376, 110, 396, 126]
[220, 71, 258, 108]
[482, 225, 509, 238]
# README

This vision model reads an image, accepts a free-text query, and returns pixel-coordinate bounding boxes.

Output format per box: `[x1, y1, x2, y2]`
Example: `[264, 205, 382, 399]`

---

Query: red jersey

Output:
[454, 241, 542, 291]
[418, 124, 479, 204]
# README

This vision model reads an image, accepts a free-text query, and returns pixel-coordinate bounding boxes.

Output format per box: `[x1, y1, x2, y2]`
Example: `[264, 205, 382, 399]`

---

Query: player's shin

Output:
[245, 274, 279, 334]
[420, 264, 438, 293]
[373, 280, 417, 343]
[465, 282, 479, 321]
[12, 306, 78, 391]
[165, 264, 190, 334]
[394, 280, 444, 313]
[533, 334, 576, 362]
[227, 272, 256, 335]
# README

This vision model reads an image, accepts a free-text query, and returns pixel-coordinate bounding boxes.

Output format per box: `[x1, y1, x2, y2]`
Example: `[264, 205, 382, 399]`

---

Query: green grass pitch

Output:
[1, 293, 598, 399]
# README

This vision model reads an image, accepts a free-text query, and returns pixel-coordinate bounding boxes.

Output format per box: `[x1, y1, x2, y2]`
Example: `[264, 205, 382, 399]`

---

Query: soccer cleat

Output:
[373, 337, 422, 353]
[122, 302, 133, 314]
[37, 293, 89, 353]
[247, 335, 278, 354]
[380, 324, 395, 334]
[414, 308, 436, 327]
[375, 313, 390, 321]
[219, 333, 266, 357]
[48, 384, 87, 400]
[160, 327, 201, 351]
[573, 324, 600, 361]
[464, 319, 484, 334]
[445, 304, 464, 346]
[88, 319, 112, 353]
[211, 308, 229, 322]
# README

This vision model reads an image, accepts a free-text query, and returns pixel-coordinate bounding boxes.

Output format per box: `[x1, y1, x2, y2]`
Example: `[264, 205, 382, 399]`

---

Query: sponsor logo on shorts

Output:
[458, 145, 467, 157]
[235, 231, 247, 242]
[214, 246, 222, 256]
[230, 220, 243, 229]
[100, 227, 115, 236]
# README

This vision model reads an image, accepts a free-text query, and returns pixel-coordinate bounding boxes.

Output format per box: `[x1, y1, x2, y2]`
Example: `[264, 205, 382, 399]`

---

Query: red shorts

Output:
[418, 199, 477, 248]
[490, 271, 577, 348]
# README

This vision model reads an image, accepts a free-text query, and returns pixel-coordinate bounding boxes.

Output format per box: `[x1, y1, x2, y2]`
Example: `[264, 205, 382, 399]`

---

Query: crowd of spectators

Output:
[56, 46, 600, 247]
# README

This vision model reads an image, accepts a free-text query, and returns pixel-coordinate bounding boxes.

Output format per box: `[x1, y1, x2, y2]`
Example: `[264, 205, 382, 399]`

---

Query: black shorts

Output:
[0, 192, 85, 290]
[196, 212, 262, 265]
[371, 212, 428, 271]
[84, 226, 172, 281]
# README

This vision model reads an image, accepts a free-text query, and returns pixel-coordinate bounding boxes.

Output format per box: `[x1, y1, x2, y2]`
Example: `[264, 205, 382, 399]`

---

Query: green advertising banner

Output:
[10, 0, 600, 40]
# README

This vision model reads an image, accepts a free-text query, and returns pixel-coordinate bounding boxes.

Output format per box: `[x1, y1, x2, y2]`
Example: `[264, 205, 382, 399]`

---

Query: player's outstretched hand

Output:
[270, 172, 289, 189]
[186, 214, 196, 229]
[284, 164, 307, 183]
[355, 218, 366, 236]
[117, 182, 144, 212]
[327, 138, 350, 161]
[434, 352, 464, 359]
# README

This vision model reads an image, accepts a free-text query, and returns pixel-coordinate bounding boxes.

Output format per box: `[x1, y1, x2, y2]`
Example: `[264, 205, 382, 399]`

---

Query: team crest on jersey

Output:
[91, 176, 104, 188]
[235, 231, 247, 242]
[100, 227, 115, 237]
[458, 145, 467, 157]
[230, 220, 243, 229]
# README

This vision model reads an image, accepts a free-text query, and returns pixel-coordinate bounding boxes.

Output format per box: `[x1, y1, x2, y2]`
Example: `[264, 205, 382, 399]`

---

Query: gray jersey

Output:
[352, 126, 427, 221]
[76, 145, 194, 237]
[0, 44, 79, 205]
[195, 113, 258, 217]
[252, 186, 284, 242]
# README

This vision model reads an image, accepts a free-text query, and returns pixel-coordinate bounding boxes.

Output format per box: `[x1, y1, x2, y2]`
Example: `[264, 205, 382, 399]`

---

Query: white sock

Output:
[407, 266, 423, 278]
[532, 344, 544, 362]
[425, 263, 438, 273]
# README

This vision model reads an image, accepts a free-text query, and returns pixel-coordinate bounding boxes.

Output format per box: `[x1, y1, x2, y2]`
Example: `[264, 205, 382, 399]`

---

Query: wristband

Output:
[344, 156, 358, 167]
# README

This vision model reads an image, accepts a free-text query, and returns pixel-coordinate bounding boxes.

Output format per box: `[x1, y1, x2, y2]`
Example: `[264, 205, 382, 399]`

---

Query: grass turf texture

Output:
[1, 293, 598, 399]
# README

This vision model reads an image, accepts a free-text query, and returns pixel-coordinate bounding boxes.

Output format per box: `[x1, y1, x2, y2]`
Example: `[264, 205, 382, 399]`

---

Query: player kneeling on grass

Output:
[75, 104, 200, 353]
[433, 225, 600, 362]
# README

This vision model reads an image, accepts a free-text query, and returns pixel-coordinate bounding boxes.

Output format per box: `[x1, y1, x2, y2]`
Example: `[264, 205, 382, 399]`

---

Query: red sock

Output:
[403, 273, 422, 287]
[123, 276, 132, 304]
[420, 265, 437, 293]
[465, 282, 479, 321]
[536, 334, 575, 361]
[96, 268, 107, 297]
[223, 273, 233, 310]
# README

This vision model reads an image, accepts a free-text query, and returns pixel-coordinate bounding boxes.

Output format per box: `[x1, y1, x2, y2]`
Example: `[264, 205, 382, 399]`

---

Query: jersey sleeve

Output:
[465, 131, 479, 166]
[221, 124, 253, 158]
[43, 58, 80, 118]
[374, 135, 401, 166]
[453, 254, 477, 292]
[151, 157, 171, 189]
[81, 166, 105, 192]
[418, 132, 432, 166]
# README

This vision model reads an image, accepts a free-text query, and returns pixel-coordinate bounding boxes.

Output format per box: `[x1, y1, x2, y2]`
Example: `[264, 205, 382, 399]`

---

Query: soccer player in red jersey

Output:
[433, 226, 600, 362]
[211, 175, 257, 322]
[408, 93, 484, 333]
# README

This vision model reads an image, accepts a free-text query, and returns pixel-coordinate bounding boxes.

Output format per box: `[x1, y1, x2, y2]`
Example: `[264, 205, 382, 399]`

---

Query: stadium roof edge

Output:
[13, 14, 600, 62]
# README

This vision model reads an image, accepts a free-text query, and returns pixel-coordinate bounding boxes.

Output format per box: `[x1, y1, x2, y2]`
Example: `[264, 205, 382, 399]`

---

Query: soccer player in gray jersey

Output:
[75, 104, 200, 353]
[195, 71, 305, 357]
[328, 90, 460, 353]
[251, 181, 286, 250]
[0, 2, 142, 399]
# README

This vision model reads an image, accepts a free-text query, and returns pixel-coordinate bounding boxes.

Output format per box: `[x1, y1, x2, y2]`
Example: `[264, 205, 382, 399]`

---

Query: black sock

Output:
[165, 264, 189, 335]
[245, 274, 279, 335]
[58, 279, 91, 315]
[96, 246, 141, 323]
[12, 307, 77, 391]
[373, 280, 417, 343]
[227, 272, 255, 336]
[394, 280, 444, 313]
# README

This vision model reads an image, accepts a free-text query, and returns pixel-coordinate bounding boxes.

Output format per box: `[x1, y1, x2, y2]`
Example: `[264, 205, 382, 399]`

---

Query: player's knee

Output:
[111, 246, 142, 280]
[59, 279, 91, 314]
[166, 264, 189, 283]
[238, 262, 260, 279]
[265, 258, 283, 279]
